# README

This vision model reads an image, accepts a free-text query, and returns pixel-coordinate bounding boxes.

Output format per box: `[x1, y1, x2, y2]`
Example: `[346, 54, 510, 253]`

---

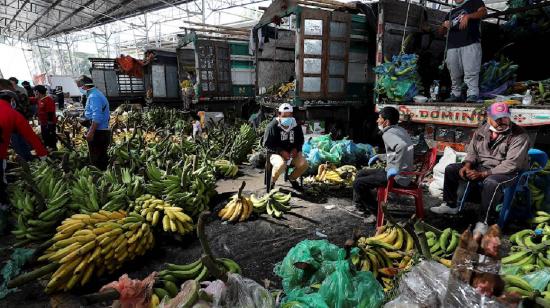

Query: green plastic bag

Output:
[523, 268, 550, 291]
[282, 289, 329, 308]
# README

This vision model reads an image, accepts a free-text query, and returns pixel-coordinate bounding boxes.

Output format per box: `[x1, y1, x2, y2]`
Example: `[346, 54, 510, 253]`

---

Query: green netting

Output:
[0, 248, 35, 299]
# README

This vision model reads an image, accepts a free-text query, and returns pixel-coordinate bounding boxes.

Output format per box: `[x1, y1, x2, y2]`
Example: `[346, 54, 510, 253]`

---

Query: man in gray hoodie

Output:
[431, 102, 530, 225]
[353, 107, 414, 222]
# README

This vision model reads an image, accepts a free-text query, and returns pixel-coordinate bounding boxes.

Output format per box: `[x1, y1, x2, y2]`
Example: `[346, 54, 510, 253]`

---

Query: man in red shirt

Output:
[34, 85, 57, 149]
[0, 79, 48, 207]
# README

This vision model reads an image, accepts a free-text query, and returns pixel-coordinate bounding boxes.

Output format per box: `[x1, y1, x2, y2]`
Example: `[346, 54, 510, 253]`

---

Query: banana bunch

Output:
[502, 229, 550, 270]
[356, 225, 415, 291]
[133, 194, 194, 235]
[530, 211, 550, 225]
[250, 188, 292, 218]
[502, 274, 536, 298]
[219, 182, 253, 222]
[36, 210, 154, 293]
[154, 258, 241, 302]
[227, 124, 257, 165]
[276, 82, 295, 98]
[425, 228, 460, 265]
[71, 167, 130, 213]
[145, 158, 216, 217]
[336, 165, 357, 184]
[213, 159, 239, 178]
[9, 161, 72, 244]
[315, 163, 345, 184]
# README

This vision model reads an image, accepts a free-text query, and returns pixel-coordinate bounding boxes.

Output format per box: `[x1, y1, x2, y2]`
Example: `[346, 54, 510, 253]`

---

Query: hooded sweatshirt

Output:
[379, 125, 414, 186]
[263, 118, 305, 153]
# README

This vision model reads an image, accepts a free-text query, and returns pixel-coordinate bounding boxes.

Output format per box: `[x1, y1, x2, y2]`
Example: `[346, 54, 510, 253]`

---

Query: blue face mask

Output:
[79, 87, 86, 95]
[280, 117, 295, 127]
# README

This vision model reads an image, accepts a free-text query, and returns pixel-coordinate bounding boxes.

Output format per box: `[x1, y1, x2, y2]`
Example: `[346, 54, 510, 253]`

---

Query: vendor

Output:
[34, 85, 57, 150]
[431, 102, 530, 226]
[0, 80, 48, 208]
[353, 107, 414, 223]
[77, 75, 111, 171]
[440, 0, 487, 102]
[263, 103, 308, 190]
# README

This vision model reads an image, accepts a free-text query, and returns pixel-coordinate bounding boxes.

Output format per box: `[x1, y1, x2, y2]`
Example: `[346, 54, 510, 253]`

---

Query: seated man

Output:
[431, 102, 530, 225]
[263, 103, 308, 190]
[353, 107, 414, 222]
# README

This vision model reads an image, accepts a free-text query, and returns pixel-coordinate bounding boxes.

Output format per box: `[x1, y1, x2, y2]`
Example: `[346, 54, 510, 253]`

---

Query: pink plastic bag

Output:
[101, 272, 157, 308]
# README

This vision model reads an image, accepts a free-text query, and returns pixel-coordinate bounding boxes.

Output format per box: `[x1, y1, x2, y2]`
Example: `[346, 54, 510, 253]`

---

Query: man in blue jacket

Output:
[77, 75, 110, 170]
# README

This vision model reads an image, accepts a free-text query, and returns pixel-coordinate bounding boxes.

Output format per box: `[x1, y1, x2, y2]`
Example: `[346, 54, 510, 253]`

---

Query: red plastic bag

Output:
[101, 272, 157, 308]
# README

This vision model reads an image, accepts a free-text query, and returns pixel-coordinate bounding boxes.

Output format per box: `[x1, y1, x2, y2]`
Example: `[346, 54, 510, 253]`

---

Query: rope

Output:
[439, 13, 452, 71]
[400, 0, 413, 55]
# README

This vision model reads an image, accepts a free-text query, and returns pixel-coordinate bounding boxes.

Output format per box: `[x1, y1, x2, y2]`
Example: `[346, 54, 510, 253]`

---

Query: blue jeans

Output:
[11, 133, 33, 161]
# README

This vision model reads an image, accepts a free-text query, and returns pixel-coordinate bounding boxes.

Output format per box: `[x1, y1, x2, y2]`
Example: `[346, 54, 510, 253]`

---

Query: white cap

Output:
[278, 103, 293, 113]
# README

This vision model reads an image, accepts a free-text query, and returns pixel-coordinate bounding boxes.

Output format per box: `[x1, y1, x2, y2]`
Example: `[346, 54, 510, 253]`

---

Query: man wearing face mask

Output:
[431, 102, 530, 225]
[263, 103, 308, 190]
[76, 75, 110, 170]
[352, 107, 414, 222]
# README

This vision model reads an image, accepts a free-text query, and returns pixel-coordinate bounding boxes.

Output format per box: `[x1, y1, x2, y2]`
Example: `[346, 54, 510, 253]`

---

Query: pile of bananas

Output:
[71, 167, 131, 213]
[501, 274, 539, 298]
[146, 158, 216, 217]
[213, 159, 239, 178]
[530, 211, 550, 225]
[276, 82, 295, 98]
[336, 165, 357, 184]
[9, 161, 72, 244]
[227, 124, 257, 165]
[356, 224, 415, 291]
[219, 182, 253, 222]
[35, 210, 154, 293]
[425, 228, 460, 266]
[132, 194, 194, 235]
[314, 163, 345, 184]
[503, 228, 550, 270]
[251, 188, 292, 218]
[154, 258, 241, 302]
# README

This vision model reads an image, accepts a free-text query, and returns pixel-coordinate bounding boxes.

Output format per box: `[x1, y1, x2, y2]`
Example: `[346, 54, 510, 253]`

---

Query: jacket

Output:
[263, 119, 305, 153]
[379, 125, 414, 186]
[84, 87, 110, 130]
[464, 123, 530, 175]
[0, 99, 48, 160]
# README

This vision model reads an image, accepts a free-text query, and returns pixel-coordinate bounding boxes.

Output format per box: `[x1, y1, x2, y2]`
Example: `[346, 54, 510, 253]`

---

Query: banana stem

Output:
[196, 211, 228, 282]
[413, 221, 432, 259]
[80, 288, 120, 306]
[7, 263, 59, 289]
[237, 181, 246, 199]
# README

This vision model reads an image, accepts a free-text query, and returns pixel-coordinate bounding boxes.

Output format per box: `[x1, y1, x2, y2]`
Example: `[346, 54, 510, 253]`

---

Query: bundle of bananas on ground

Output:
[219, 182, 253, 222]
[132, 194, 194, 235]
[502, 274, 537, 298]
[213, 159, 239, 178]
[9, 161, 72, 244]
[154, 258, 241, 301]
[530, 211, 550, 226]
[250, 188, 292, 218]
[16, 210, 155, 293]
[336, 165, 357, 185]
[145, 158, 216, 217]
[315, 163, 345, 184]
[71, 167, 130, 213]
[425, 228, 460, 266]
[502, 228, 550, 271]
[227, 124, 257, 164]
[356, 224, 415, 292]
[102, 167, 145, 204]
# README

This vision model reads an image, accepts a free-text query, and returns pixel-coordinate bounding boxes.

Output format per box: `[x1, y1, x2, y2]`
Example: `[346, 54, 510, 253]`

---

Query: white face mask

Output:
[489, 124, 509, 133]
[378, 125, 385, 132]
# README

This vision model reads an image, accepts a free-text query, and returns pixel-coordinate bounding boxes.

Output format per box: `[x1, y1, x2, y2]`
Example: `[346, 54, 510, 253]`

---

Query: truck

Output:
[252, 0, 372, 139]
[372, 0, 550, 152]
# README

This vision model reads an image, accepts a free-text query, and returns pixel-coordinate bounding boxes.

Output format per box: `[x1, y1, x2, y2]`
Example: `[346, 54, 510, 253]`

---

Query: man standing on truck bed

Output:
[441, 0, 487, 103]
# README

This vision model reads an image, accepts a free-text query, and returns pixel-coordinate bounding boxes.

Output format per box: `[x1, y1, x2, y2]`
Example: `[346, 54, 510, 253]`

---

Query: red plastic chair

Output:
[376, 147, 439, 227]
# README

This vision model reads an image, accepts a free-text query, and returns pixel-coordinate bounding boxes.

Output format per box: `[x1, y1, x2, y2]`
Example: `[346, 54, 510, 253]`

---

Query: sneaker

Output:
[289, 180, 302, 191]
[466, 95, 479, 103]
[445, 94, 463, 102]
[430, 203, 459, 215]
[364, 214, 376, 224]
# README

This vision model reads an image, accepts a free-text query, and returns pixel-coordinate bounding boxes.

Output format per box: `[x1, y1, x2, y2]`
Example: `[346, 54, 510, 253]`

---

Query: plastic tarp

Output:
[302, 135, 375, 170]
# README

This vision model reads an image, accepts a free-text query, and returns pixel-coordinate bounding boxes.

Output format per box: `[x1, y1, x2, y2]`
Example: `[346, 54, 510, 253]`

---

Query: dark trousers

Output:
[444, 163, 518, 224]
[353, 168, 387, 213]
[0, 160, 7, 205]
[88, 130, 111, 170]
[11, 133, 33, 161]
[41, 124, 57, 149]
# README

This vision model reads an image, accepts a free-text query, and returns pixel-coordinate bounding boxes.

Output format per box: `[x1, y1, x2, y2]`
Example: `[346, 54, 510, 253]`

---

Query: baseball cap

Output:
[278, 103, 293, 113]
[487, 102, 511, 120]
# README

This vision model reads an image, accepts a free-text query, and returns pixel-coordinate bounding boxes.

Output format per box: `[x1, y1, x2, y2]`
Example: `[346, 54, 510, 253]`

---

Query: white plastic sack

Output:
[429, 147, 458, 198]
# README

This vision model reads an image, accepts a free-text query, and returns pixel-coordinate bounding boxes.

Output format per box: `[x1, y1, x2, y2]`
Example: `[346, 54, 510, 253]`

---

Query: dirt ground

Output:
[0, 165, 523, 307]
